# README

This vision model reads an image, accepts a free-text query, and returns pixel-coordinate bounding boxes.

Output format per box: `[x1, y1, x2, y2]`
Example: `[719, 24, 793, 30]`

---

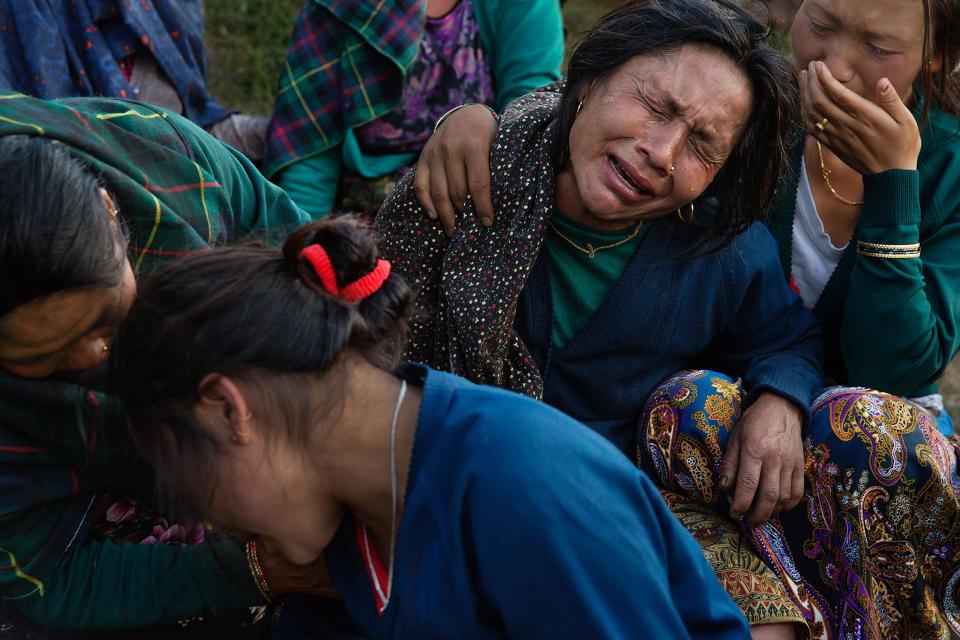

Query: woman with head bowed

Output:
[110, 216, 752, 638]
[0, 93, 321, 637]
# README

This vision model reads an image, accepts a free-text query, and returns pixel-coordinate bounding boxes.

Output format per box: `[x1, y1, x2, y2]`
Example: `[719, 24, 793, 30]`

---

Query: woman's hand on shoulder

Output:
[801, 60, 921, 174]
[718, 392, 805, 526]
[414, 104, 498, 235]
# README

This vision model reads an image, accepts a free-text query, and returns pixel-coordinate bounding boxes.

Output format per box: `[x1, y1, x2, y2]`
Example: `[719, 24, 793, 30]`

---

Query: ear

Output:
[928, 54, 944, 75]
[196, 373, 255, 445]
[99, 187, 118, 217]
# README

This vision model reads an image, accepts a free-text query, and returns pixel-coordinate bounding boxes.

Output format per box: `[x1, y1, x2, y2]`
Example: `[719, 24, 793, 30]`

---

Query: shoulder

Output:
[433, 370, 645, 500]
[918, 106, 960, 223]
[919, 107, 960, 170]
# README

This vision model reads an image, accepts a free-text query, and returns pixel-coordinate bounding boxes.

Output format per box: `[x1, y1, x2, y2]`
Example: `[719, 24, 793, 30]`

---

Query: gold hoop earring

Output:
[676, 203, 694, 223]
[240, 410, 252, 421]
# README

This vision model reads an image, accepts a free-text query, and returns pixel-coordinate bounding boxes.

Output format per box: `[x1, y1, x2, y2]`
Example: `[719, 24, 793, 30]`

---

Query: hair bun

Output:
[283, 216, 382, 294]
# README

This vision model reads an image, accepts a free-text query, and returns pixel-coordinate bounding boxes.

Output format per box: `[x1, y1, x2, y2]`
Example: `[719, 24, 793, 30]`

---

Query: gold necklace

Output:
[547, 218, 645, 259]
[816, 140, 863, 206]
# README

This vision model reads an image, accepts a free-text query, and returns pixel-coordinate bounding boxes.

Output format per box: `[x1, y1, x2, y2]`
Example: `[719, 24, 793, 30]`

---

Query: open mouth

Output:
[610, 156, 651, 197]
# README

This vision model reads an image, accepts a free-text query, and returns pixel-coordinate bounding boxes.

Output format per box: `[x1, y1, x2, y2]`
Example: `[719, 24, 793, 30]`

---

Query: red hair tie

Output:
[300, 244, 391, 302]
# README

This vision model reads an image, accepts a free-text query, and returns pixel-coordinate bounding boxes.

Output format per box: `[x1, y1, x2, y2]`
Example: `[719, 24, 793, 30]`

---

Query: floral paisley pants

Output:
[639, 370, 960, 639]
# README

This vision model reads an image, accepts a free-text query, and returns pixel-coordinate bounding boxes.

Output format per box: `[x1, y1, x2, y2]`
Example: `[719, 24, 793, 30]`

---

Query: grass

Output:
[202, 0, 960, 423]
[203, 0, 304, 114]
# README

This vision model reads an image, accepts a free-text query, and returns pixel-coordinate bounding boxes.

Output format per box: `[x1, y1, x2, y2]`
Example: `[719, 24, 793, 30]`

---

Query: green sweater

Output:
[279, 0, 564, 219]
[767, 105, 960, 397]
[544, 212, 650, 348]
[0, 94, 309, 629]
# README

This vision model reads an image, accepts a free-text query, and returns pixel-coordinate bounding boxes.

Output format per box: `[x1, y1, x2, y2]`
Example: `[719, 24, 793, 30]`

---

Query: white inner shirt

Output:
[790, 157, 846, 309]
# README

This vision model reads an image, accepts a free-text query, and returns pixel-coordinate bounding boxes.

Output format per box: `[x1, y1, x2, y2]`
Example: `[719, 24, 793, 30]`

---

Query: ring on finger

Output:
[814, 117, 829, 132]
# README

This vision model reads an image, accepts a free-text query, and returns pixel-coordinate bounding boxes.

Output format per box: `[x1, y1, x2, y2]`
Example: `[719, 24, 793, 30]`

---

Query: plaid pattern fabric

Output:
[263, 0, 426, 178]
[0, 93, 308, 600]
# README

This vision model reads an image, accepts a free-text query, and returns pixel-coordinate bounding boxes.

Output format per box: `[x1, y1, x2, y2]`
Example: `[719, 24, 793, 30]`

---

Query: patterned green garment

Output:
[0, 93, 309, 628]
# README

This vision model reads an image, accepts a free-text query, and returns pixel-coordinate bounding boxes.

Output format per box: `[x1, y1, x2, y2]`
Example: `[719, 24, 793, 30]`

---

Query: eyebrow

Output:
[808, 3, 909, 47]
[3, 294, 122, 365]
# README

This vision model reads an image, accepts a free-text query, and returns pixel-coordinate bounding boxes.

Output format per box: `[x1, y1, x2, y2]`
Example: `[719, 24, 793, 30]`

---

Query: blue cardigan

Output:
[323, 365, 750, 638]
[515, 219, 824, 453]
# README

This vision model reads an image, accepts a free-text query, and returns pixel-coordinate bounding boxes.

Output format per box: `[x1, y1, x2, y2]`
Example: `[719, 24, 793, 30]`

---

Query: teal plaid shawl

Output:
[0, 93, 308, 600]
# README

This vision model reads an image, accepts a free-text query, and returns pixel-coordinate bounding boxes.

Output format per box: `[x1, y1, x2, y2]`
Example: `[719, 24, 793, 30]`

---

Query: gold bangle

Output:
[857, 241, 921, 252]
[857, 249, 922, 259]
[245, 539, 277, 605]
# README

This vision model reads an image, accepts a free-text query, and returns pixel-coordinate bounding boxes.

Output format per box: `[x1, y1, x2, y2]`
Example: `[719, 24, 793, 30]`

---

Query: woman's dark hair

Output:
[0, 136, 127, 321]
[554, 0, 800, 248]
[110, 217, 411, 517]
[920, 0, 960, 118]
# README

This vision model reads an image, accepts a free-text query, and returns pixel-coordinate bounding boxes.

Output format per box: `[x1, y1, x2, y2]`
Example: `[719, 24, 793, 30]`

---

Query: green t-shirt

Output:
[543, 212, 650, 348]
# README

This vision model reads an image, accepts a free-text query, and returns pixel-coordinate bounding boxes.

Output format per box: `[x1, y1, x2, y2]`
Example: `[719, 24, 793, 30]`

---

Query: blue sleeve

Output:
[275, 148, 341, 220]
[477, 0, 564, 110]
[468, 432, 750, 639]
[702, 224, 824, 418]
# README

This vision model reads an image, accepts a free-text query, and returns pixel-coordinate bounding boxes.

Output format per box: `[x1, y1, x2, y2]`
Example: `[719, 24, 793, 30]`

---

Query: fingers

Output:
[802, 63, 857, 135]
[413, 163, 437, 220]
[813, 62, 885, 122]
[717, 429, 741, 496]
[874, 77, 914, 124]
[427, 161, 457, 235]
[728, 447, 761, 521]
[774, 465, 801, 514]
[444, 151, 470, 217]
[465, 150, 494, 227]
[790, 464, 805, 509]
[745, 463, 780, 526]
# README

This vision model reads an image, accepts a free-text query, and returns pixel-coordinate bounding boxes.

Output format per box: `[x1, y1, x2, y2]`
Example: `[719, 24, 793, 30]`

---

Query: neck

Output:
[265, 359, 422, 565]
[555, 166, 638, 232]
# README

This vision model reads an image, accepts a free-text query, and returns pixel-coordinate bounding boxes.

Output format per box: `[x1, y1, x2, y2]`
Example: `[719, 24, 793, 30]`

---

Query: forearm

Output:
[276, 150, 341, 221]
[13, 535, 261, 630]
[842, 170, 955, 394]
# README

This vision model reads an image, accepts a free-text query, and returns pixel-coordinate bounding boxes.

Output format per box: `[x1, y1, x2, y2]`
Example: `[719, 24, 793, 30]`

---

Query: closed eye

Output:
[868, 44, 896, 57]
[808, 18, 830, 34]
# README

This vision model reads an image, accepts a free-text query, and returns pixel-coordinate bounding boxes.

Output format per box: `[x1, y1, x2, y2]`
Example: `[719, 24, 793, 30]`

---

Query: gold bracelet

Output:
[245, 539, 277, 605]
[857, 240, 921, 252]
[857, 249, 922, 259]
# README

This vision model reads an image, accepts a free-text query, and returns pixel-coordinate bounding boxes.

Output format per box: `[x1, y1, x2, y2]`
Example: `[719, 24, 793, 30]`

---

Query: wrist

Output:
[434, 103, 498, 132]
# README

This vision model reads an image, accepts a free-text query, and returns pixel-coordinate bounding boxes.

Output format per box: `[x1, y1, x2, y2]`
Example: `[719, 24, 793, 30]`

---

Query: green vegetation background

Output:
[202, 0, 960, 419]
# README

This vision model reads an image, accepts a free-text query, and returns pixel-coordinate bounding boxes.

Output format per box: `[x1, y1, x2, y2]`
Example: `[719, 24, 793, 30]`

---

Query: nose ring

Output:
[815, 117, 829, 132]
[669, 165, 675, 175]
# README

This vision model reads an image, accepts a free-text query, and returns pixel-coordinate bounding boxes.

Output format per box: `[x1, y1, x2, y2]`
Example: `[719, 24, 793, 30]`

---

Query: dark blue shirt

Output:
[516, 221, 824, 453]
[324, 365, 750, 638]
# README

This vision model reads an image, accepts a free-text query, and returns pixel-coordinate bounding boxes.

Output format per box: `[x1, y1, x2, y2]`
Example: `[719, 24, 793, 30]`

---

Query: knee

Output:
[806, 386, 952, 484]
[638, 370, 744, 495]
[642, 370, 742, 435]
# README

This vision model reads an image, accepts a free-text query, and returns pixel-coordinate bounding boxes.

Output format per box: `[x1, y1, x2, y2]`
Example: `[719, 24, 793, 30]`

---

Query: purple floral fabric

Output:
[88, 495, 205, 547]
[354, 0, 494, 156]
